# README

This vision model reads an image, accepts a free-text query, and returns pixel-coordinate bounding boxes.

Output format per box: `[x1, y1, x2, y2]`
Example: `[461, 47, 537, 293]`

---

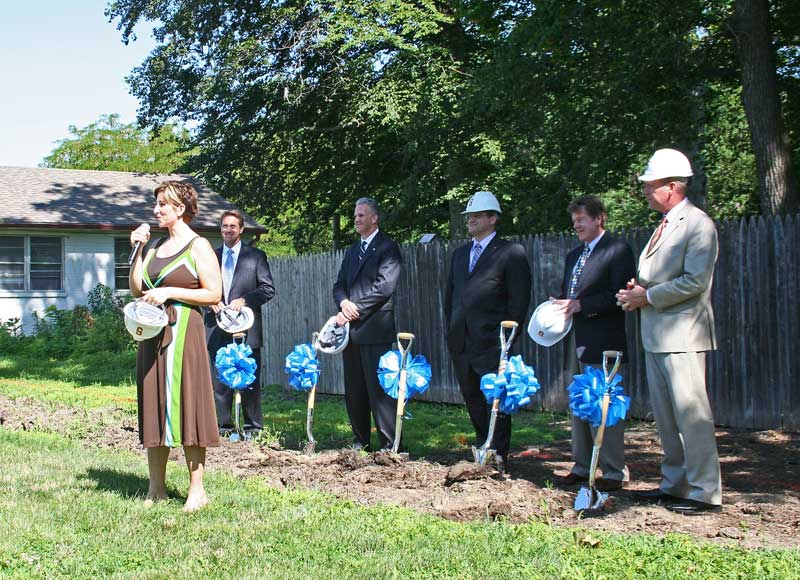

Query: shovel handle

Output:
[602, 350, 622, 383]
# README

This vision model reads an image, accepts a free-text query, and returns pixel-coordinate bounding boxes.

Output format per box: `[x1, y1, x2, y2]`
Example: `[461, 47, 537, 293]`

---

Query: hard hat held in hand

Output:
[313, 316, 350, 354]
[638, 148, 693, 182]
[461, 190, 502, 214]
[215, 306, 255, 334]
[528, 300, 573, 347]
[124, 300, 168, 341]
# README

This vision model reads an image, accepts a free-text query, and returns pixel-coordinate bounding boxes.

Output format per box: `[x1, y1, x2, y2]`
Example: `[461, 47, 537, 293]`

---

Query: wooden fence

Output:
[262, 214, 800, 431]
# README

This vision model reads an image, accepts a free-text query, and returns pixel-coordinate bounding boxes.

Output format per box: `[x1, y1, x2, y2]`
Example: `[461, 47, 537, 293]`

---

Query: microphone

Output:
[128, 224, 151, 266]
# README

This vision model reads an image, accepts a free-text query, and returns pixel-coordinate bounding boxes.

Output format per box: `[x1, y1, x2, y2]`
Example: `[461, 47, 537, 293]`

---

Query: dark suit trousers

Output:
[342, 341, 397, 449]
[451, 351, 511, 459]
[211, 350, 263, 431]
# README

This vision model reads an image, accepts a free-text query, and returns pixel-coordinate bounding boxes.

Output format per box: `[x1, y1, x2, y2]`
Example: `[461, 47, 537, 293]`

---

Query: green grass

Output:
[0, 351, 566, 457]
[1, 428, 798, 580]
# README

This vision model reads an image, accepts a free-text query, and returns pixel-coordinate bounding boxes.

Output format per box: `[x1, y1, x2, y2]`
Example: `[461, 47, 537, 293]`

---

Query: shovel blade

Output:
[304, 441, 316, 455]
[574, 486, 609, 512]
[229, 432, 241, 443]
[471, 445, 496, 466]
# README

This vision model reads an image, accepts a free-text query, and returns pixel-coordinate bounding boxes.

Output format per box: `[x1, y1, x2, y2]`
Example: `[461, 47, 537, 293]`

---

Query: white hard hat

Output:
[527, 300, 572, 347]
[312, 316, 350, 354]
[215, 306, 255, 334]
[461, 190, 502, 214]
[124, 300, 168, 342]
[638, 148, 694, 182]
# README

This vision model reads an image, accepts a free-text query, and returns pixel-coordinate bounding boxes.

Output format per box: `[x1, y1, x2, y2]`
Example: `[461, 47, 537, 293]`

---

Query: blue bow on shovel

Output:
[284, 341, 323, 453]
[568, 350, 630, 513]
[215, 340, 257, 442]
[378, 334, 432, 453]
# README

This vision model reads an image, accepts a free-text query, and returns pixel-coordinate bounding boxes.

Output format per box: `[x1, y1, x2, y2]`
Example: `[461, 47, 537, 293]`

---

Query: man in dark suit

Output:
[444, 191, 532, 474]
[205, 210, 275, 438]
[333, 197, 402, 451]
[550, 195, 635, 491]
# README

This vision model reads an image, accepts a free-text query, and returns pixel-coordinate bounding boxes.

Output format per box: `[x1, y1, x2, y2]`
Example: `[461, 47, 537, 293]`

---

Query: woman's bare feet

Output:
[183, 491, 209, 513]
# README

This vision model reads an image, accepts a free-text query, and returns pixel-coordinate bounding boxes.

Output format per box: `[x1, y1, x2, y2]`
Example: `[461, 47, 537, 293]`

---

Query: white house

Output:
[0, 166, 266, 333]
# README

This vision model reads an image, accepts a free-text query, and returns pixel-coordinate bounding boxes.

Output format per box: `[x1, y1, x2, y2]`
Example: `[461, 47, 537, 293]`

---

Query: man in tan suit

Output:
[616, 148, 722, 515]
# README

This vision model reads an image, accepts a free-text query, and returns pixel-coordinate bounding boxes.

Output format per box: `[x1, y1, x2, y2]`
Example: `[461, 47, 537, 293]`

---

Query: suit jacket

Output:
[205, 243, 275, 352]
[637, 201, 718, 353]
[332, 231, 402, 344]
[445, 236, 532, 374]
[560, 234, 635, 364]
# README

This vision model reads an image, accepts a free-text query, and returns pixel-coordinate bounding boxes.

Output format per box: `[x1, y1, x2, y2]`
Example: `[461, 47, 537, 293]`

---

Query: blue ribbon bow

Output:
[215, 342, 257, 390]
[568, 365, 630, 428]
[480, 355, 541, 415]
[377, 350, 432, 400]
[284, 343, 321, 391]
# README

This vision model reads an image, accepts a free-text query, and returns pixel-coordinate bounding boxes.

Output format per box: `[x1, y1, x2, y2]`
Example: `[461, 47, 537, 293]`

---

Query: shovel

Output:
[302, 332, 325, 454]
[574, 350, 622, 513]
[226, 332, 248, 443]
[390, 332, 415, 454]
[472, 321, 518, 465]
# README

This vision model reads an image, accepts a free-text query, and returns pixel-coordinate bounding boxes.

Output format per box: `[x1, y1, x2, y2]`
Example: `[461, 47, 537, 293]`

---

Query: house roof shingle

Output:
[0, 166, 266, 234]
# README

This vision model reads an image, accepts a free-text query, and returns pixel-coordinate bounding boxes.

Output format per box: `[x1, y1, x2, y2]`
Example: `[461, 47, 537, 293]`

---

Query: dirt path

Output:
[2, 395, 798, 549]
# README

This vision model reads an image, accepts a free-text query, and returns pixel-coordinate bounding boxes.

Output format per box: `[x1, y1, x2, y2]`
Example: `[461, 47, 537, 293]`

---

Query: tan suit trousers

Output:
[645, 351, 722, 505]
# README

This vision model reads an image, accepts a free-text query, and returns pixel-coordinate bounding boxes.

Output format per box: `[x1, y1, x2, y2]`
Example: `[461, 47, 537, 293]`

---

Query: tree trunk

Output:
[332, 212, 340, 251]
[732, 0, 799, 215]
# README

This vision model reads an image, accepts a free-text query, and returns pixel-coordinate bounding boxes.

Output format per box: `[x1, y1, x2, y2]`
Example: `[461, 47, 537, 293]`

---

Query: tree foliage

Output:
[105, 0, 800, 250]
[42, 113, 194, 174]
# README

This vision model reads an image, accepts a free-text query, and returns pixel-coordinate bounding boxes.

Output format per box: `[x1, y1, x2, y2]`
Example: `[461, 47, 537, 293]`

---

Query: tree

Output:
[42, 113, 194, 174]
[730, 0, 799, 214]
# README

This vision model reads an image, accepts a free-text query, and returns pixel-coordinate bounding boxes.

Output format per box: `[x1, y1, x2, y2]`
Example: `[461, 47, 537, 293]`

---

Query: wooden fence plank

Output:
[260, 216, 800, 431]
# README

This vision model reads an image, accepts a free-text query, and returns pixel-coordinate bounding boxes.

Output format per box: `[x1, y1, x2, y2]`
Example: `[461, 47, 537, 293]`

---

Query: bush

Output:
[21, 284, 135, 360]
[0, 317, 27, 355]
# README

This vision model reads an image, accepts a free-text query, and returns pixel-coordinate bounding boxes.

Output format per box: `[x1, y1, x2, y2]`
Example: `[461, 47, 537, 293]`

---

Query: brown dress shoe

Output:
[558, 472, 588, 486]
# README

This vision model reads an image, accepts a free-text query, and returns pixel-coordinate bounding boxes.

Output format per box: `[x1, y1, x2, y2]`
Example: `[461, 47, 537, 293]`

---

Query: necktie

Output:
[568, 244, 591, 299]
[359, 240, 368, 261]
[469, 242, 482, 273]
[223, 249, 234, 302]
[648, 217, 668, 252]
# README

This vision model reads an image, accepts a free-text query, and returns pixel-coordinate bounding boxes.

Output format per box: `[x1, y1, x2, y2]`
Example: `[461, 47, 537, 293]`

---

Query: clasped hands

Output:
[336, 299, 360, 326]
[211, 298, 246, 314]
[615, 278, 649, 311]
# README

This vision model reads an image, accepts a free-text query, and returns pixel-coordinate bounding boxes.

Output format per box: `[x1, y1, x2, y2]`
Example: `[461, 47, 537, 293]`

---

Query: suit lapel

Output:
[644, 203, 691, 258]
[574, 235, 609, 294]
[348, 232, 381, 284]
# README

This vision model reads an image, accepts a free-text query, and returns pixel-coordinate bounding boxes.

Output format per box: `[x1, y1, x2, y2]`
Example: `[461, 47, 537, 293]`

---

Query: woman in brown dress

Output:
[129, 181, 222, 512]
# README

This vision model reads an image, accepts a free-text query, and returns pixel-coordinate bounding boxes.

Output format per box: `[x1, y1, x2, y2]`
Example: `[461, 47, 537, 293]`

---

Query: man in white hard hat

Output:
[551, 195, 635, 492]
[616, 148, 722, 515]
[444, 191, 531, 475]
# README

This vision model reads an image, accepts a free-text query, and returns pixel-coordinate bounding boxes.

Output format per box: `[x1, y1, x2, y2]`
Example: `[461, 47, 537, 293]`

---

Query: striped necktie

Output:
[568, 244, 591, 299]
[359, 240, 368, 261]
[469, 242, 482, 273]
[223, 248, 234, 302]
[648, 217, 668, 252]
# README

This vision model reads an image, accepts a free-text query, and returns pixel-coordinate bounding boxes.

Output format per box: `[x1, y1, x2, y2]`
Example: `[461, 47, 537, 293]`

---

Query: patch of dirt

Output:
[2, 395, 799, 549]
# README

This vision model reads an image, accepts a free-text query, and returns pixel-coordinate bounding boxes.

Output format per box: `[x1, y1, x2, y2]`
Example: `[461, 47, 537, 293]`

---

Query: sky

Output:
[0, 2, 157, 167]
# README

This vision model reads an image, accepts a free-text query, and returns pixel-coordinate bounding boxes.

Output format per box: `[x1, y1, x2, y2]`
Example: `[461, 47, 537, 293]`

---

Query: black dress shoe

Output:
[557, 472, 588, 486]
[495, 455, 510, 478]
[665, 500, 722, 516]
[595, 478, 624, 492]
[631, 488, 677, 503]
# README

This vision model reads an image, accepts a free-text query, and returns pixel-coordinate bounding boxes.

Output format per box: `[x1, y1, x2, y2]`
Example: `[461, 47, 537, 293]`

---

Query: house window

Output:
[0, 236, 63, 291]
[114, 238, 131, 290]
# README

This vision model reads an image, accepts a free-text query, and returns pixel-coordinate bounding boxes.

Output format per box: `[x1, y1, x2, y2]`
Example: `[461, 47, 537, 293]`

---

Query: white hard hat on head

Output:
[461, 190, 502, 214]
[638, 148, 694, 182]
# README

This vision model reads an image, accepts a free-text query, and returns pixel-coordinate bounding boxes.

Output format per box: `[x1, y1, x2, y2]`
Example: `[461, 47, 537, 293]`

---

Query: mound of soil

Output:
[1, 395, 798, 549]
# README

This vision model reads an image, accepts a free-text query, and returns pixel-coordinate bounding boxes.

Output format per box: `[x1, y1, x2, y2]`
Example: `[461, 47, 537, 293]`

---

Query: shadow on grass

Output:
[0, 352, 136, 388]
[83, 467, 179, 500]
